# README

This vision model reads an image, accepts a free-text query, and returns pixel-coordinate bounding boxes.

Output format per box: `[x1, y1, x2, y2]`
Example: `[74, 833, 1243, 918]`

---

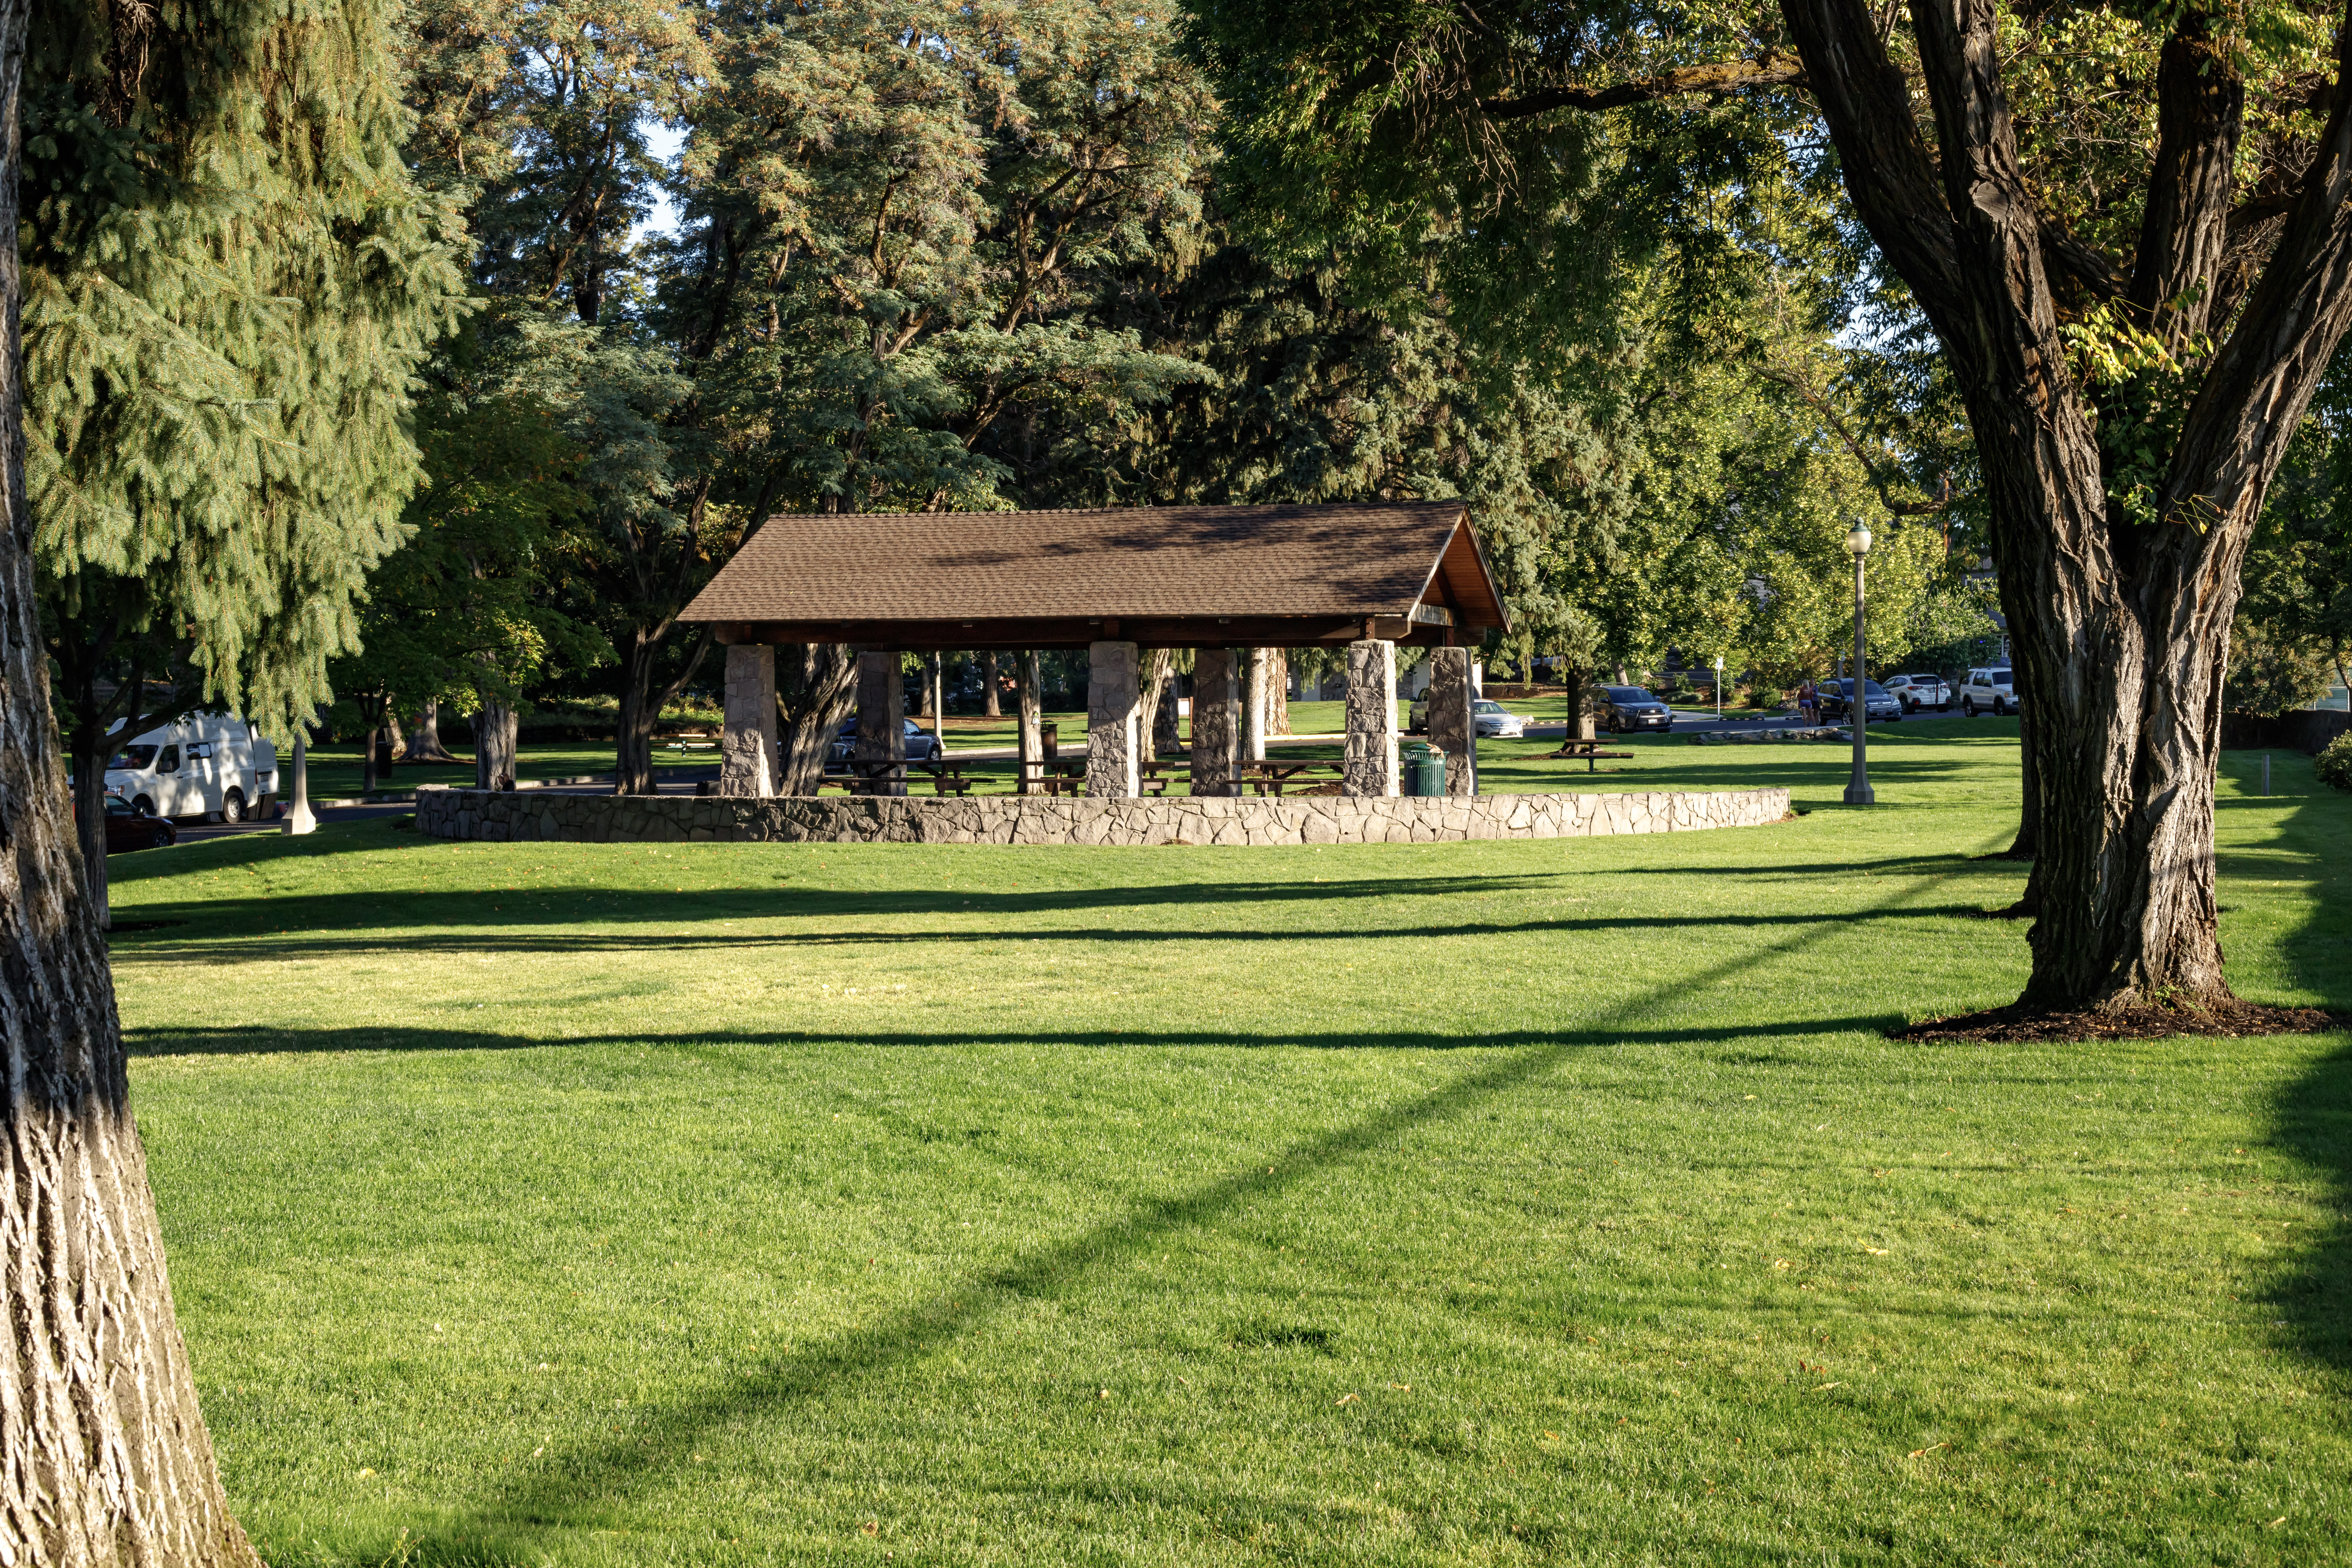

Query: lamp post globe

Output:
[1845, 519, 1876, 805]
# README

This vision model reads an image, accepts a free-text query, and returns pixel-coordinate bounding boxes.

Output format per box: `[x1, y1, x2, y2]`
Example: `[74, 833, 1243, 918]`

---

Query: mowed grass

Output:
[107, 723, 2352, 1566]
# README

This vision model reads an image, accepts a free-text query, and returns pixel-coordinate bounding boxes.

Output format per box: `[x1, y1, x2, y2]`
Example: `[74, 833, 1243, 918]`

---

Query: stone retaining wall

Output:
[415, 785, 1790, 847]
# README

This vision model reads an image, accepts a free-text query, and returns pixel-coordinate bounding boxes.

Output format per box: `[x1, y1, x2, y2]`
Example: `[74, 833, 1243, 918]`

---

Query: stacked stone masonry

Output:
[416, 786, 1791, 846]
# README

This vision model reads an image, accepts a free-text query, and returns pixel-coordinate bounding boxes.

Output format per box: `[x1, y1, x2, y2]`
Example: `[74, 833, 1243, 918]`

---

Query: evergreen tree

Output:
[27, 0, 463, 920]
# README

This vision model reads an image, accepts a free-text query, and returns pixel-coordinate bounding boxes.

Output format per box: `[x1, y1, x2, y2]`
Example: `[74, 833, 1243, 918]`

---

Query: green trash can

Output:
[1403, 742, 1445, 797]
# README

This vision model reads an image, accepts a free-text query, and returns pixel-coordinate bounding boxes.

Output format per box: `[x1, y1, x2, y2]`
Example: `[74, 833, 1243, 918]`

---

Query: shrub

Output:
[2319, 733, 2352, 793]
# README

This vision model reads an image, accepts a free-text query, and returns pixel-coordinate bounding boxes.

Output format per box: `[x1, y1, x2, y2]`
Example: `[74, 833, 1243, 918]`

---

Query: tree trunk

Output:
[1139, 648, 1173, 765]
[776, 643, 858, 795]
[1264, 648, 1290, 736]
[1781, 0, 2352, 1011]
[1562, 664, 1598, 741]
[982, 650, 1000, 717]
[2006, 701, 2038, 860]
[405, 699, 457, 764]
[1, 0, 265, 1545]
[357, 693, 389, 796]
[1017, 650, 1043, 790]
[474, 699, 518, 790]
[614, 628, 712, 795]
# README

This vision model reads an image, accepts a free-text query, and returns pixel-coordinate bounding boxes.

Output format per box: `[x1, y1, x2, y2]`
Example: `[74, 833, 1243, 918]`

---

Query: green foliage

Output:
[665, 0, 1216, 518]
[2225, 614, 2334, 717]
[331, 308, 610, 723]
[2246, 368, 2352, 693]
[2318, 733, 2352, 791]
[26, 0, 466, 732]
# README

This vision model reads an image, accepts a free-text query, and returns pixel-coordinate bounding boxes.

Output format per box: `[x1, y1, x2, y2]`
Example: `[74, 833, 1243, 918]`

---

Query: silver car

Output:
[1471, 698, 1525, 738]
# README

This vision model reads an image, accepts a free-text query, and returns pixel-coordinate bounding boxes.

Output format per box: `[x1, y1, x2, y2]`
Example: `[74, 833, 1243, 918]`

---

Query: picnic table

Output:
[1547, 738, 1635, 773]
[1239, 758, 1344, 796]
[818, 758, 986, 795]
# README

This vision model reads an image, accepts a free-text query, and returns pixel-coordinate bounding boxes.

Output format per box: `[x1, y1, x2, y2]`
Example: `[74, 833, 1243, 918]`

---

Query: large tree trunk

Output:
[1782, 0, 2352, 1011]
[613, 628, 712, 795]
[474, 698, 518, 790]
[1562, 663, 1598, 741]
[1, 0, 264, 1548]
[405, 699, 457, 764]
[982, 650, 1000, 717]
[776, 643, 858, 795]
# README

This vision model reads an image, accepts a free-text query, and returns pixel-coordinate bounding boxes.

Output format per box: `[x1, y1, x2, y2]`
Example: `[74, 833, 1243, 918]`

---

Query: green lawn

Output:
[108, 725, 2351, 1566]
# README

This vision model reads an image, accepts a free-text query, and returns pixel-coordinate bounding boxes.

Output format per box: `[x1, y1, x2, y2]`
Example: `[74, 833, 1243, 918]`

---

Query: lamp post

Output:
[1844, 521, 1876, 805]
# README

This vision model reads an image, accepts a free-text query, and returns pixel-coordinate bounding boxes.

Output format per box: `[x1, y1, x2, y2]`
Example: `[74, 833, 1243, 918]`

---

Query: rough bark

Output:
[404, 698, 458, 764]
[473, 699, 519, 790]
[1264, 648, 1290, 736]
[982, 650, 1000, 717]
[1139, 648, 1174, 765]
[1778, 0, 2352, 1009]
[776, 643, 858, 796]
[614, 628, 712, 795]
[1562, 663, 1598, 741]
[1017, 650, 1043, 790]
[2, 0, 263, 1550]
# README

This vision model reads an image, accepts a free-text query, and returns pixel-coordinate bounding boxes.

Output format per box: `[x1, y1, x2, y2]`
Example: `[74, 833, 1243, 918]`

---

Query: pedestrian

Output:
[1799, 678, 1818, 726]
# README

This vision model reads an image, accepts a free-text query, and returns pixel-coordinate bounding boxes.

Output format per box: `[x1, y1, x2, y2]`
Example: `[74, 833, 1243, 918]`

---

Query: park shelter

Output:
[679, 501, 1510, 799]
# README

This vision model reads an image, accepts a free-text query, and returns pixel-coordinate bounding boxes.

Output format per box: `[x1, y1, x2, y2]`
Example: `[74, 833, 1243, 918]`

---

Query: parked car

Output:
[75, 792, 177, 854]
[104, 714, 277, 822]
[1406, 691, 1521, 735]
[829, 717, 947, 765]
[1471, 698, 1525, 738]
[1818, 678, 1904, 722]
[1601, 686, 1674, 733]
[1883, 673, 1951, 712]
[1959, 666, 2020, 716]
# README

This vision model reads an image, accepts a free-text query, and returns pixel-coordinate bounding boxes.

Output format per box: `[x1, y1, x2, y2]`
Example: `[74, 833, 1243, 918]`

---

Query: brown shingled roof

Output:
[682, 502, 1507, 649]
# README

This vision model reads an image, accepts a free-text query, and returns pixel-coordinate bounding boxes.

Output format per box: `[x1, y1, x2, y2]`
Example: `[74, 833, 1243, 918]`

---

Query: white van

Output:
[105, 715, 278, 822]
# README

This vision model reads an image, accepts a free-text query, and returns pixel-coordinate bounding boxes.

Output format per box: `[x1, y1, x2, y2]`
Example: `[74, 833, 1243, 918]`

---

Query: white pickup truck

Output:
[105, 715, 278, 822]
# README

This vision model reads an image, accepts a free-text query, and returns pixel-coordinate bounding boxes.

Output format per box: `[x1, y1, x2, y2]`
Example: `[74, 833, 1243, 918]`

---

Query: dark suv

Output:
[1602, 686, 1674, 733]
[1819, 679, 1903, 723]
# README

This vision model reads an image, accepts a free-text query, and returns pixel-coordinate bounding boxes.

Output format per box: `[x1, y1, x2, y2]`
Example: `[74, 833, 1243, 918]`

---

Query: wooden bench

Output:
[1547, 739, 1636, 773]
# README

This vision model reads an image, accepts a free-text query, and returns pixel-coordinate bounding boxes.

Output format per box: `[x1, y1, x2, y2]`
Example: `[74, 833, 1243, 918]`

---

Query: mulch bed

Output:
[1896, 998, 2350, 1044]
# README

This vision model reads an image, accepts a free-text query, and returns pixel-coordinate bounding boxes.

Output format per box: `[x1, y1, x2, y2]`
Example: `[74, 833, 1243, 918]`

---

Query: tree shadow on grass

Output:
[113, 893, 1997, 963]
[320, 857, 1977, 1563]
[2262, 778, 2352, 1378]
[2268, 1040, 2352, 1378]
[125, 1015, 1905, 1059]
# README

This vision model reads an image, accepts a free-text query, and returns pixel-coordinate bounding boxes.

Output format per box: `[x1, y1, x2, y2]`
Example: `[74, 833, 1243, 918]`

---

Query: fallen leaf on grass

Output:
[1335, 1392, 1361, 1406]
[2268, 1517, 2288, 1529]
[1813, 1383, 1842, 1391]
[1863, 1247, 1890, 1256]
[1907, 1443, 1948, 1458]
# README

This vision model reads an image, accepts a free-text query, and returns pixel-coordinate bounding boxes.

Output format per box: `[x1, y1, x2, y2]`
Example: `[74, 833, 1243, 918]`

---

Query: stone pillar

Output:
[1343, 640, 1401, 796]
[718, 643, 778, 797]
[1427, 646, 1477, 797]
[1190, 647, 1242, 795]
[855, 649, 905, 796]
[1086, 639, 1141, 798]
[1017, 649, 1043, 793]
[282, 735, 317, 835]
